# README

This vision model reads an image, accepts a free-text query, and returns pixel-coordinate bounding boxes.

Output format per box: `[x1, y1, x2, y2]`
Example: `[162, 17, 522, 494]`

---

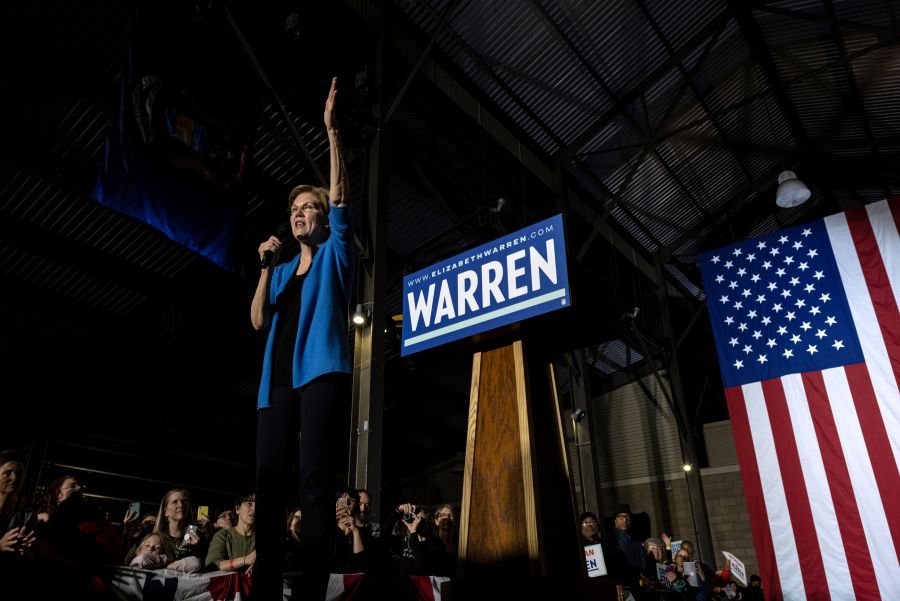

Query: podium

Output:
[399, 214, 622, 599]
[457, 338, 579, 579]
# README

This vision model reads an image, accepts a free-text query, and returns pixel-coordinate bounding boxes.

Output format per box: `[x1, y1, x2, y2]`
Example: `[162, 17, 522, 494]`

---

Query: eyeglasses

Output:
[581, 520, 598, 526]
[288, 202, 319, 215]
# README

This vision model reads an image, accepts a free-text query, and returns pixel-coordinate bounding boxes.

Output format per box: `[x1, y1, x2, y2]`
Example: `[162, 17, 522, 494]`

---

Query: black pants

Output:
[254, 374, 349, 601]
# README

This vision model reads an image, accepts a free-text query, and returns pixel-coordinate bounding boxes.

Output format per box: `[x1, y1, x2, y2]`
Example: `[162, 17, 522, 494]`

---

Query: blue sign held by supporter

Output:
[402, 214, 570, 356]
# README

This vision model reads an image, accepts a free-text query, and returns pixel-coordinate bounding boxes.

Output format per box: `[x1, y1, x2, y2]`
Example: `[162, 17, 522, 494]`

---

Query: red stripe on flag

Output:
[845, 363, 900, 564]
[725, 386, 783, 601]
[801, 371, 880, 599]
[845, 203, 900, 386]
[760, 378, 831, 600]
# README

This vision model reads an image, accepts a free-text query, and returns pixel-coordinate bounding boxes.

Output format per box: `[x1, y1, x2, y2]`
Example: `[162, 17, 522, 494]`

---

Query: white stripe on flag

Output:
[865, 200, 900, 314]
[822, 367, 900, 599]
[824, 209, 900, 471]
[742, 382, 806, 600]
[780, 373, 854, 599]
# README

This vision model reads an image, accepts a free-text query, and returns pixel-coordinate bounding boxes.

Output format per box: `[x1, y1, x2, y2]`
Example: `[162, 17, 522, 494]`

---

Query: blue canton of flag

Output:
[698, 221, 864, 387]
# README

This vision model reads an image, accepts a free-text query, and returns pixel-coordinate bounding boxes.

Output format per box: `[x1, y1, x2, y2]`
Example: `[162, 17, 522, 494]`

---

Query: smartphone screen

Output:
[128, 501, 141, 516]
[197, 505, 209, 521]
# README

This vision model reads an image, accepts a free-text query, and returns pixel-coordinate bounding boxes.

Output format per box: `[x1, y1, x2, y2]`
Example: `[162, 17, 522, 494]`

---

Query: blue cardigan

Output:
[256, 205, 355, 409]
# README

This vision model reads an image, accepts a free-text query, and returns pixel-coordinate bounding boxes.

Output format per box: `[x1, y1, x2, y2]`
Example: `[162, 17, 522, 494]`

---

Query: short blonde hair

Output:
[288, 185, 329, 215]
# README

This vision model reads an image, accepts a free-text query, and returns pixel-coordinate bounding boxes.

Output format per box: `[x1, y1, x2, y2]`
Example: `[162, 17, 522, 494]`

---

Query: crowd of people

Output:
[580, 503, 764, 601]
[3, 446, 762, 601]
[0, 448, 458, 598]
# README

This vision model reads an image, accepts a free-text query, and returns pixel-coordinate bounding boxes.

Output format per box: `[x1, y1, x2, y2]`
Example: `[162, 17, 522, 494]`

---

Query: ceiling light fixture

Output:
[775, 170, 811, 208]
[352, 303, 369, 327]
[758, 74, 811, 210]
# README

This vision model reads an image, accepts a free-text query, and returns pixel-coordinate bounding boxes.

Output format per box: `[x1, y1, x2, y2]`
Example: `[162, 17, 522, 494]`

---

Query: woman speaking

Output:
[251, 77, 354, 600]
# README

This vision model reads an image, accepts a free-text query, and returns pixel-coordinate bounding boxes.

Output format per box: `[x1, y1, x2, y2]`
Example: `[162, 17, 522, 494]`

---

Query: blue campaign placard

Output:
[401, 214, 570, 356]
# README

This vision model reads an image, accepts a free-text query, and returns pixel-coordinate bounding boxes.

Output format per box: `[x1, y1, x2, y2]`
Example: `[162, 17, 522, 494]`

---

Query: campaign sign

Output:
[722, 551, 747, 586]
[584, 543, 607, 577]
[401, 214, 570, 356]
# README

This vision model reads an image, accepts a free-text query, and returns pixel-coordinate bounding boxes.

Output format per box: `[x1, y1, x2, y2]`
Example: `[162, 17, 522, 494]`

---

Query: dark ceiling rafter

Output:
[411, 2, 567, 151]
[529, 0, 724, 258]
[522, 2, 664, 251]
[385, 0, 461, 124]
[822, 0, 892, 199]
[615, 26, 900, 255]
[563, 6, 735, 157]
[636, 0, 764, 196]
[733, 5, 810, 147]
[589, 31, 900, 157]
[340, 0, 670, 292]
[743, 0, 899, 37]
[573, 146, 652, 263]
[224, 6, 326, 188]
[883, 0, 898, 29]
[0, 210, 156, 305]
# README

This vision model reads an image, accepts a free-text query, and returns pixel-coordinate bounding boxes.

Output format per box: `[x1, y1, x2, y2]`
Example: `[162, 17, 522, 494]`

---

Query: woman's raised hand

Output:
[324, 77, 338, 131]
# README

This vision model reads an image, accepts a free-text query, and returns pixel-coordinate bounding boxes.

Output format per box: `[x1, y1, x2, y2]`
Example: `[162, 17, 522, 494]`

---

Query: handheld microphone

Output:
[260, 223, 291, 269]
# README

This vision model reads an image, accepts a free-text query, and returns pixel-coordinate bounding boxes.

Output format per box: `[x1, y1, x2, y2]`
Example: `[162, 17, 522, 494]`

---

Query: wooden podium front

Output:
[456, 339, 580, 580]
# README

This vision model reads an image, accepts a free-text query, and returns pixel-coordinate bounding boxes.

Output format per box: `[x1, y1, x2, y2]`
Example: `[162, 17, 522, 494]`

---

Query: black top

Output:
[271, 272, 306, 388]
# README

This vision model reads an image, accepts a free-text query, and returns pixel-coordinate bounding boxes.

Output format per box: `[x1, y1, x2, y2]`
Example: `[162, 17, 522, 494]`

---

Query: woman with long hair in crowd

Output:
[36, 475, 83, 522]
[152, 488, 205, 572]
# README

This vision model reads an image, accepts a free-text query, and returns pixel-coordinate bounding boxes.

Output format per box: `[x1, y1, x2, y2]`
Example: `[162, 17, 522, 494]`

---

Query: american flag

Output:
[698, 198, 900, 601]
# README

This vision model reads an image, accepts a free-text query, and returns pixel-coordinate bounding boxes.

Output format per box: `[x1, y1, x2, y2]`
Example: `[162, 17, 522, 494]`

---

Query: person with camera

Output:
[381, 502, 450, 577]
[151, 488, 205, 573]
[250, 76, 353, 601]
[333, 489, 370, 574]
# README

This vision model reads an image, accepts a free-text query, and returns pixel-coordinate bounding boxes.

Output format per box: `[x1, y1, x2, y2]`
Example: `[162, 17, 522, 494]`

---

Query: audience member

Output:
[741, 574, 763, 601]
[36, 475, 83, 522]
[122, 509, 156, 556]
[333, 489, 369, 574]
[357, 488, 381, 539]
[129, 532, 175, 570]
[284, 506, 303, 571]
[432, 504, 457, 558]
[0, 451, 35, 556]
[579, 511, 602, 546]
[213, 505, 237, 531]
[152, 488, 206, 572]
[639, 537, 685, 598]
[42, 474, 121, 566]
[602, 503, 646, 591]
[205, 492, 256, 573]
[0, 451, 36, 599]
